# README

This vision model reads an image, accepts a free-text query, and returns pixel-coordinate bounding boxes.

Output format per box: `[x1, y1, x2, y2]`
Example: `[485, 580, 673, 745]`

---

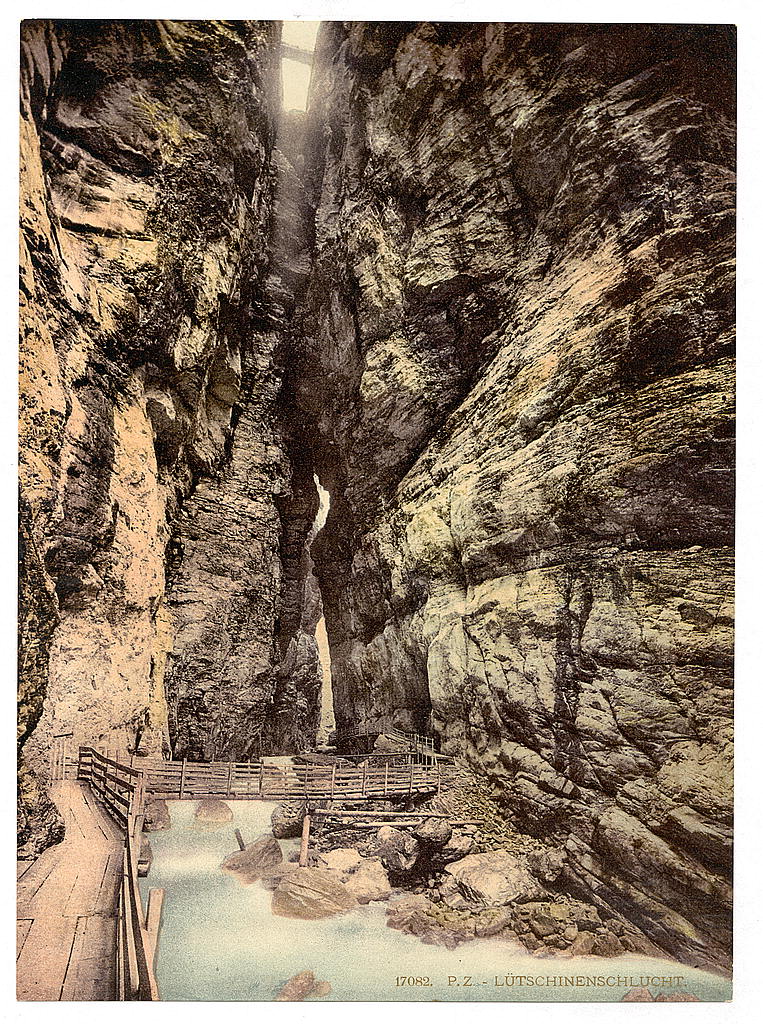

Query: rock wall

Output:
[18, 19, 321, 849]
[296, 23, 735, 969]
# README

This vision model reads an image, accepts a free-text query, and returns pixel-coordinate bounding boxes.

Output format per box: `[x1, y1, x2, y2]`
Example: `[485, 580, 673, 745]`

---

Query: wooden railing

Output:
[77, 748, 162, 1001]
[135, 756, 452, 801]
[388, 727, 438, 752]
[339, 725, 443, 763]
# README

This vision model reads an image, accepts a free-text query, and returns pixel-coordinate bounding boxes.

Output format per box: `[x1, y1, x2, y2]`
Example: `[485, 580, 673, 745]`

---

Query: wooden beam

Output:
[298, 809, 311, 868]
[145, 888, 164, 972]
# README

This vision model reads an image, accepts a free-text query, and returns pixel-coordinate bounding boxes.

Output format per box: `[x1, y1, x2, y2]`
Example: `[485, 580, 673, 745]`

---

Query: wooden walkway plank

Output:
[16, 781, 123, 1002]
[16, 913, 78, 1000]
[16, 846, 63, 915]
[60, 916, 115, 1001]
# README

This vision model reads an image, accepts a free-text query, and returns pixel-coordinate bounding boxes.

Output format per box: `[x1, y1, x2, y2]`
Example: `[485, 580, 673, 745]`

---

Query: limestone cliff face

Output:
[19, 20, 322, 848]
[297, 23, 735, 968]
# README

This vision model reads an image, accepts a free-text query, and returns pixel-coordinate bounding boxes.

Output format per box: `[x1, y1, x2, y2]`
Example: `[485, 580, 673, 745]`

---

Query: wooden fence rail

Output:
[134, 757, 452, 801]
[77, 747, 161, 1001]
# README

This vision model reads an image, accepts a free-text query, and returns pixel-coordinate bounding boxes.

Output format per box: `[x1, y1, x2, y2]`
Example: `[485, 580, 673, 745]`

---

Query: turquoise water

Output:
[139, 801, 731, 1002]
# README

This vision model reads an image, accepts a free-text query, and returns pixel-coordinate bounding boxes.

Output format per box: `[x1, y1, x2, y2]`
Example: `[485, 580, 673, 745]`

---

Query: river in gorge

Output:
[139, 801, 731, 1003]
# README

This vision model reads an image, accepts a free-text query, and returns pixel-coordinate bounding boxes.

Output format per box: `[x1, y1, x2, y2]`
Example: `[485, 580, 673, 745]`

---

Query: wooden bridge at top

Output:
[79, 745, 454, 804]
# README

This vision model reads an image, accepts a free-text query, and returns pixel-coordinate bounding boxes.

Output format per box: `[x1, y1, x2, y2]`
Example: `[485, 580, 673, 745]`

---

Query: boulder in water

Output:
[194, 799, 233, 826]
[385, 895, 475, 949]
[258, 863, 299, 891]
[143, 798, 171, 832]
[272, 868, 358, 919]
[317, 847, 391, 903]
[271, 801, 305, 839]
[221, 835, 283, 883]
[344, 857, 392, 904]
[276, 970, 332, 1001]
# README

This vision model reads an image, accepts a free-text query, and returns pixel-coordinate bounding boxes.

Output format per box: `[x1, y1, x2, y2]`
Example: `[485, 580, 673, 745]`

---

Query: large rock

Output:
[344, 858, 392, 904]
[442, 850, 543, 908]
[271, 802, 305, 839]
[316, 848, 363, 873]
[221, 835, 283, 883]
[385, 895, 476, 949]
[271, 868, 359, 920]
[435, 833, 476, 865]
[143, 799, 171, 833]
[276, 971, 331, 1001]
[413, 818, 452, 846]
[258, 864, 299, 891]
[365, 826, 420, 875]
[525, 847, 566, 884]
[194, 799, 233, 826]
[317, 846, 392, 903]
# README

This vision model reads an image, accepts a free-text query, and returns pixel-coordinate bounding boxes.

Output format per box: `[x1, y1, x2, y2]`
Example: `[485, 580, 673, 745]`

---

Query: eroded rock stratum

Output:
[292, 23, 734, 969]
[19, 19, 734, 971]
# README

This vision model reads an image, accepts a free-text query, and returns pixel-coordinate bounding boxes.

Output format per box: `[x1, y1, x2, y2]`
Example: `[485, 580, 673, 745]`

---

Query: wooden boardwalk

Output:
[17, 781, 123, 1001]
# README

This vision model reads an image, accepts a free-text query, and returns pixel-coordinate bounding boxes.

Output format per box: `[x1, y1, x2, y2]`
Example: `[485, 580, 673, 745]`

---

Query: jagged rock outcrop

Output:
[294, 23, 735, 970]
[18, 19, 321, 847]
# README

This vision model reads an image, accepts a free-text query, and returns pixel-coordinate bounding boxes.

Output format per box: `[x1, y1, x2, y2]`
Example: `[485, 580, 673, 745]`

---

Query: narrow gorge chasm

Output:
[19, 19, 734, 974]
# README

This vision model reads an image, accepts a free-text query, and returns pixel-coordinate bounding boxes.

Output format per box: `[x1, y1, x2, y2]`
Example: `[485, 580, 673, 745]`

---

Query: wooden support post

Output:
[258, 761, 264, 796]
[437, 764, 442, 795]
[408, 761, 414, 797]
[304, 765, 309, 797]
[299, 808, 311, 867]
[362, 760, 368, 796]
[179, 759, 187, 799]
[384, 763, 389, 796]
[234, 828, 246, 851]
[330, 765, 336, 800]
[226, 761, 233, 797]
[145, 888, 165, 970]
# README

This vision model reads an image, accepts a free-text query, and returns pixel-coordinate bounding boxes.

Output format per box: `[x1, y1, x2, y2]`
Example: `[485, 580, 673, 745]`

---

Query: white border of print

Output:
[0, 4, 759, 1024]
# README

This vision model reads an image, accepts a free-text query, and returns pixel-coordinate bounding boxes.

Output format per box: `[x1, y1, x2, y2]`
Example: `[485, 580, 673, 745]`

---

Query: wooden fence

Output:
[77, 748, 162, 1001]
[135, 756, 451, 801]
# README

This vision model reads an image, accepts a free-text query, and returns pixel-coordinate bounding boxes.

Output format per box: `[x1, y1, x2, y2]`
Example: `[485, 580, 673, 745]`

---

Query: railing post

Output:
[362, 760, 367, 796]
[330, 765, 336, 800]
[258, 761, 264, 796]
[408, 761, 413, 797]
[299, 806, 311, 868]
[179, 759, 187, 799]
[226, 761, 233, 798]
[384, 763, 388, 796]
